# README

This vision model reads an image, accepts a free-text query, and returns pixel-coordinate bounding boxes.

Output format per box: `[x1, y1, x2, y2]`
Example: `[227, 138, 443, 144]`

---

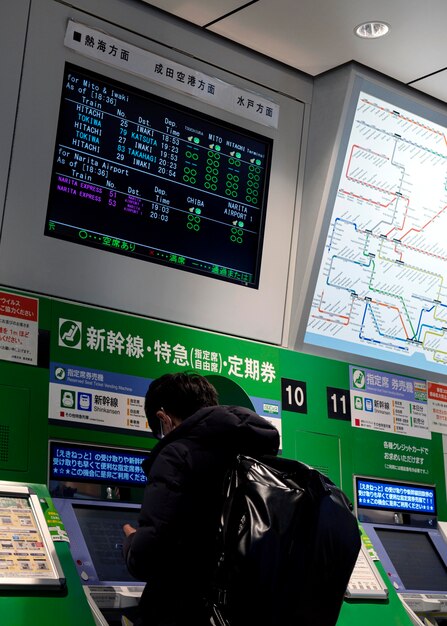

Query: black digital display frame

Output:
[73, 503, 141, 583]
[375, 527, 447, 593]
[44, 63, 273, 288]
[52, 496, 144, 588]
[355, 475, 437, 517]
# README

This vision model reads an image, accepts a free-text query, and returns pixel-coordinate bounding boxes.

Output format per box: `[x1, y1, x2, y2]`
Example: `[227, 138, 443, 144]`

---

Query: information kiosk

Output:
[356, 476, 447, 624]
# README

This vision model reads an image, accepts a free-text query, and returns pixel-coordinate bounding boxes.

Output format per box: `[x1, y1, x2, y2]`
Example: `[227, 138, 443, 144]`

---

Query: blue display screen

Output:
[356, 477, 436, 514]
[49, 441, 149, 487]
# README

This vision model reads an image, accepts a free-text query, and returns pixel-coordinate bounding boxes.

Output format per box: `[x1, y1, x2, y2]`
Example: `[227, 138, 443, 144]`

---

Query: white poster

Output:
[64, 21, 279, 128]
[0, 291, 38, 365]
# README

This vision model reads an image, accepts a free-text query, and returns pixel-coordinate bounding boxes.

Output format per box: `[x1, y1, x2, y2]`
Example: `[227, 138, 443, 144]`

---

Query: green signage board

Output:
[49, 300, 281, 437]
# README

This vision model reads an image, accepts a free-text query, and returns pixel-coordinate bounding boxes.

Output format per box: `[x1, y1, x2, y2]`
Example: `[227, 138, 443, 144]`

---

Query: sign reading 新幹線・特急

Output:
[350, 365, 430, 439]
[49, 301, 281, 437]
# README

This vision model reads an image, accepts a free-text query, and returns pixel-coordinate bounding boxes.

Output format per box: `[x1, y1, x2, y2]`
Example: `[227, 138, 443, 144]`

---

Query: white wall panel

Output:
[0, 0, 311, 344]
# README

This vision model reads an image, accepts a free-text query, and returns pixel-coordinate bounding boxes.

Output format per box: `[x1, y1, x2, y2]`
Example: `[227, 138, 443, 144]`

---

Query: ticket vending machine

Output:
[0, 483, 65, 589]
[47, 377, 260, 626]
[355, 475, 447, 625]
[0, 480, 97, 626]
[49, 440, 150, 626]
[53, 497, 144, 625]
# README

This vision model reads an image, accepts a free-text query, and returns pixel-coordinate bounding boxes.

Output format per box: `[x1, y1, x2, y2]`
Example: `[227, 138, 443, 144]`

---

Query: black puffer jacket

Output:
[123, 405, 279, 626]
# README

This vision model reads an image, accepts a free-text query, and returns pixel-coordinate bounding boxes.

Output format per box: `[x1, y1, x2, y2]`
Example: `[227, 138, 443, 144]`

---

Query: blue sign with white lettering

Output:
[357, 478, 435, 514]
[49, 441, 149, 486]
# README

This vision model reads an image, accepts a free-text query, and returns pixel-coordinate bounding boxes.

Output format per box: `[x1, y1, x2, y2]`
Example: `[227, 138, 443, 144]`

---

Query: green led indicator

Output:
[187, 214, 201, 231]
[256, 159, 262, 166]
[195, 208, 202, 215]
[194, 137, 200, 144]
[236, 152, 241, 159]
[215, 145, 221, 151]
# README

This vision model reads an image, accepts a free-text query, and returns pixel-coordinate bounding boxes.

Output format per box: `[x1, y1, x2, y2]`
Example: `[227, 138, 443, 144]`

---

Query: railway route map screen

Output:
[305, 87, 447, 375]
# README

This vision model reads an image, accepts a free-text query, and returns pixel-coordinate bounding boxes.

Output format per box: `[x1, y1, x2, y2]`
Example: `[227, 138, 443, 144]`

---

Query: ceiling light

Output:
[354, 21, 390, 39]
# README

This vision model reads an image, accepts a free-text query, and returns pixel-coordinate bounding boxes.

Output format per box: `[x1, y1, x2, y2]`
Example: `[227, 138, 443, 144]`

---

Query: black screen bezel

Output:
[44, 62, 273, 289]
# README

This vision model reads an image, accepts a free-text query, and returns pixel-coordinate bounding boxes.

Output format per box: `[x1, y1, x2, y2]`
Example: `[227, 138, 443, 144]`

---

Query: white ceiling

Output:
[140, 0, 447, 103]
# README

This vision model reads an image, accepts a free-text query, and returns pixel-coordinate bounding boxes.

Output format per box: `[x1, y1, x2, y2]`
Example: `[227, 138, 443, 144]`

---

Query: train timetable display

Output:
[44, 63, 273, 288]
[304, 86, 447, 374]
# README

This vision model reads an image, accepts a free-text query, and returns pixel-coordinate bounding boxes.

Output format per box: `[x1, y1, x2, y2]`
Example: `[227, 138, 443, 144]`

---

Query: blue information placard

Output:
[49, 440, 149, 487]
[356, 477, 436, 515]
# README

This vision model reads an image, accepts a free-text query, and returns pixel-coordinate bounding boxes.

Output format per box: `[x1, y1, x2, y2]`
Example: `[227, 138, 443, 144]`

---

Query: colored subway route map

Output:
[305, 90, 447, 375]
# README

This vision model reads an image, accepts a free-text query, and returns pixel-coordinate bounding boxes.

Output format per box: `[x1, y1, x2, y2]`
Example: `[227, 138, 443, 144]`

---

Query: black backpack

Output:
[208, 454, 361, 626]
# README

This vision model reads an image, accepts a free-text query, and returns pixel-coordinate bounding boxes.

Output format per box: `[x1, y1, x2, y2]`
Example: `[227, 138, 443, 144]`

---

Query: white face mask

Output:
[158, 408, 174, 439]
[158, 418, 166, 440]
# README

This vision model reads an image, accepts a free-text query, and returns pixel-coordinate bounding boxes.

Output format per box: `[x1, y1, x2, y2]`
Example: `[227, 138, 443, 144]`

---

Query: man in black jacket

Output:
[123, 372, 279, 626]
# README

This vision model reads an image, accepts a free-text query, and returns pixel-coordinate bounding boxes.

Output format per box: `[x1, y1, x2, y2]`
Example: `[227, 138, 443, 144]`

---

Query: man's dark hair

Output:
[145, 372, 219, 436]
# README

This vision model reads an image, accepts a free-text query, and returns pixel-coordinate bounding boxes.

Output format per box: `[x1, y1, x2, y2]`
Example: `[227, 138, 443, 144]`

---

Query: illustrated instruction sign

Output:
[49, 362, 149, 433]
[350, 365, 430, 439]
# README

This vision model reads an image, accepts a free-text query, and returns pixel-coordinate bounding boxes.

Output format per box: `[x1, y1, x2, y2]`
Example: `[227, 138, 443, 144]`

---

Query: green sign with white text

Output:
[49, 301, 281, 436]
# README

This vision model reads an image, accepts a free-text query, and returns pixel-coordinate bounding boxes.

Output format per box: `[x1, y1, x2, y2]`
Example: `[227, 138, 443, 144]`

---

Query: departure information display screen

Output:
[44, 63, 273, 288]
[356, 477, 436, 514]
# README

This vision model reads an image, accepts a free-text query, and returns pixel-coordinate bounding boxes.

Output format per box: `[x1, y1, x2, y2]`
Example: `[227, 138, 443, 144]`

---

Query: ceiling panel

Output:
[410, 71, 447, 104]
[139, 0, 447, 104]
[139, 0, 250, 27]
[208, 0, 447, 81]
